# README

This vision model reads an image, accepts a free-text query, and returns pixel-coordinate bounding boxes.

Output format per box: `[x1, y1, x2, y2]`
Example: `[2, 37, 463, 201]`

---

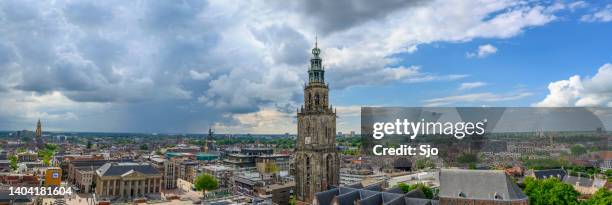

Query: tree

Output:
[289, 194, 297, 205]
[37, 149, 52, 158]
[20, 136, 31, 143]
[8, 154, 18, 171]
[194, 173, 219, 195]
[523, 177, 580, 205]
[341, 149, 358, 156]
[415, 159, 435, 170]
[457, 153, 478, 164]
[86, 141, 93, 149]
[397, 183, 433, 199]
[605, 169, 612, 178]
[140, 144, 149, 150]
[264, 162, 279, 174]
[583, 188, 612, 205]
[36, 144, 57, 167]
[397, 182, 411, 193]
[570, 144, 587, 157]
[42, 154, 51, 166]
[16, 147, 26, 153]
[44, 144, 59, 152]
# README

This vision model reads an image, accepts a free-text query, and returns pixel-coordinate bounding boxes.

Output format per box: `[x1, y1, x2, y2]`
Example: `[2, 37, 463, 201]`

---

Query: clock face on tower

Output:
[305, 137, 311, 144]
[312, 48, 320, 55]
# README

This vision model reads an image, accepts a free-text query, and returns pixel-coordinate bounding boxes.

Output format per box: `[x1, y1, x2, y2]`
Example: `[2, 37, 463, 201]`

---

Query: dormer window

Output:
[458, 192, 466, 198]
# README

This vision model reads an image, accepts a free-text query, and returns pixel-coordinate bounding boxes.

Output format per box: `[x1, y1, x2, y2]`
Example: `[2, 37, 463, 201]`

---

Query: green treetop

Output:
[194, 173, 219, 195]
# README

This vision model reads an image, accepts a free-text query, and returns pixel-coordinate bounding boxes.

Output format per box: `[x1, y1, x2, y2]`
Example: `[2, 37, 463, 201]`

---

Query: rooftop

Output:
[438, 169, 527, 201]
[202, 165, 234, 172]
[96, 162, 160, 177]
[314, 183, 433, 205]
[532, 169, 566, 180]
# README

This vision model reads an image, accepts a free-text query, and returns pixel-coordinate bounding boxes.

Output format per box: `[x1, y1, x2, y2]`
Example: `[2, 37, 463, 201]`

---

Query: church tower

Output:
[35, 119, 43, 149]
[204, 127, 214, 152]
[295, 39, 339, 204]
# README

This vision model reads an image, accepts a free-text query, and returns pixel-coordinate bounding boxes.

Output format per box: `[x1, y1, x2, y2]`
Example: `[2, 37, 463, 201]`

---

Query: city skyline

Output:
[0, 0, 611, 134]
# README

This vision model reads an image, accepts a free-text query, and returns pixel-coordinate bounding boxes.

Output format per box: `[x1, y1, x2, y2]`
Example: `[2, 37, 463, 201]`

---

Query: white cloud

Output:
[189, 70, 210, 80]
[581, 4, 612, 22]
[215, 107, 295, 134]
[466, 44, 498, 58]
[534, 63, 612, 107]
[458, 82, 487, 90]
[424, 92, 532, 107]
[568, 1, 588, 11]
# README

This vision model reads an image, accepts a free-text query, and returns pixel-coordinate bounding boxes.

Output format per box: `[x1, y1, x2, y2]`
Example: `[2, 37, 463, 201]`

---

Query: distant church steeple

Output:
[204, 126, 214, 153]
[35, 119, 43, 149]
[35, 119, 42, 138]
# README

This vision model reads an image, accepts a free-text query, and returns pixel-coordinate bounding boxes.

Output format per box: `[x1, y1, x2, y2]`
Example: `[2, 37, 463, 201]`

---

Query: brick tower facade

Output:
[295, 39, 339, 204]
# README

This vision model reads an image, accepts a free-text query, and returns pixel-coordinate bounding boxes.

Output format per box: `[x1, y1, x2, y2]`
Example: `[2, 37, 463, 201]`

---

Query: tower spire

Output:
[308, 35, 324, 84]
[296, 36, 339, 203]
[35, 118, 43, 149]
[204, 125, 214, 153]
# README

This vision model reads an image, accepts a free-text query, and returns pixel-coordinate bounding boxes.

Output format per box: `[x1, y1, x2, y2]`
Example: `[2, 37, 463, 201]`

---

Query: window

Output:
[458, 192, 466, 198]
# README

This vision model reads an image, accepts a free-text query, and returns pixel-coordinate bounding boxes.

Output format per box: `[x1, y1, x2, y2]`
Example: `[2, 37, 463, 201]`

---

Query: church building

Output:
[295, 39, 340, 204]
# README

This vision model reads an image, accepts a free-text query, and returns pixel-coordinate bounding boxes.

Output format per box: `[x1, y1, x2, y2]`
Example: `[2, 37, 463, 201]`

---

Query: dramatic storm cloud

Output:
[271, 0, 428, 35]
[0, 0, 590, 133]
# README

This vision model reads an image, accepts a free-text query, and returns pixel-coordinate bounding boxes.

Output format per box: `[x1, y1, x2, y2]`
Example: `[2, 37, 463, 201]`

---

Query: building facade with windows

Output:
[94, 162, 162, 199]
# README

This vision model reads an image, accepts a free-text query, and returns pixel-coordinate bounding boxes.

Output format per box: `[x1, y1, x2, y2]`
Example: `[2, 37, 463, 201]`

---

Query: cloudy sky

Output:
[0, 0, 611, 134]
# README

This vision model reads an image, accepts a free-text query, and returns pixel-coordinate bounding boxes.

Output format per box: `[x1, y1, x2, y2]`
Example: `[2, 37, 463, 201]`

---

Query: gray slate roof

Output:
[404, 189, 427, 199]
[404, 198, 431, 205]
[358, 193, 382, 205]
[346, 182, 363, 189]
[563, 175, 594, 187]
[96, 162, 159, 176]
[336, 190, 360, 205]
[364, 183, 384, 191]
[533, 169, 566, 180]
[381, 192, 405, 203]
[315, 170, 533, 205]
[384, 187, 404, 194]
[438, 169, 527, 201]
[315, 183, 434, 205]
[315, 189, 339, 205]
[384, 196, 406, 205]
